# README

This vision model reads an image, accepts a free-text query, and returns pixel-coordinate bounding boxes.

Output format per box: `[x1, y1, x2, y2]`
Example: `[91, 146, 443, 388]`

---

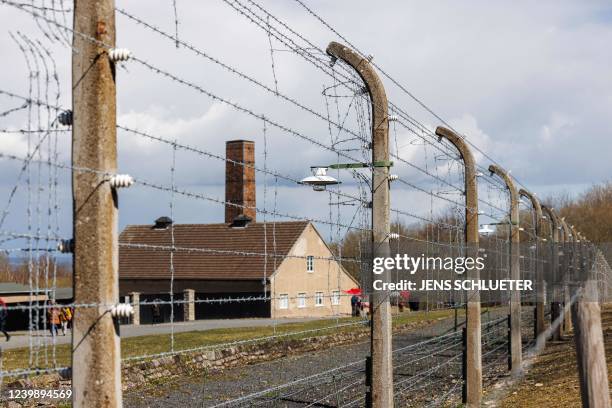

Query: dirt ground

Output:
[498, 304, 612, 408]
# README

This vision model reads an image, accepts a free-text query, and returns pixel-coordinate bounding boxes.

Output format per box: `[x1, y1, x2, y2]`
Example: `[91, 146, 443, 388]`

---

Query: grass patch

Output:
[392, 307, 465, 327]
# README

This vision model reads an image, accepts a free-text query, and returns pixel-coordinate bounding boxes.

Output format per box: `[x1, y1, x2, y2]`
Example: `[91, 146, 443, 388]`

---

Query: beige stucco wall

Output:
[270, 223, 358, 318]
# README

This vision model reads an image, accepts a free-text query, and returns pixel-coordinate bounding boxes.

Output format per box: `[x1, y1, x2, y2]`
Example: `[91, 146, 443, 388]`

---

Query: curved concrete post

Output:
[519, 189, 545, 339]
[570, 225, 583, 298]
[518, 189, 543, 233]
[541, 206, 563, 340]
[436, 127, 479, 242]
[571, 225, 580, 278]
[327, 41, 392, 407]
[488, 164, 522, 375]
[558, 214, 567, 312]
[488, 165, 519, 226]
[560, 218, 574, 332]
[541, 206, 558, 243]
[560, 218, 572, 242]
[435, 126, 481, 406]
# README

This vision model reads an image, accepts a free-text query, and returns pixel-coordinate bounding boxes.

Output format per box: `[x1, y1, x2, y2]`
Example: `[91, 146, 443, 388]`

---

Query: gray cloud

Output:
[1, 0, 610, 241]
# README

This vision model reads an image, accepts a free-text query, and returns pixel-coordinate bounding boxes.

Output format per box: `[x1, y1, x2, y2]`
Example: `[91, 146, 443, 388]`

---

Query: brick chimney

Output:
[225, 140, 256, 223]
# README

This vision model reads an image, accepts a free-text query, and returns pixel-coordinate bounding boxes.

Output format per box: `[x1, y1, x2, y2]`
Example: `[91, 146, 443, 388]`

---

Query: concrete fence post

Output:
[542, 206, 561, 340]
[183, 289, 195, 321]
[571, 237, 611, 408]
[326, 41, 393, 407]
[71, 0, 122, 406]
[436, 126, 481, 407]
[489, 165, 522, 375]
[518, 189, 545, 340]
[461, 326, 468, 404]
[130, 292, 141, 325]
[560, 219, 573, 333]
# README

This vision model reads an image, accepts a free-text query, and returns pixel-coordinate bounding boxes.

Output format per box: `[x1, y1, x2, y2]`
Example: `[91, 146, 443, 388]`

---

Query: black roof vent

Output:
[230, 214, 252, 228]
[153, 216, 173, 229]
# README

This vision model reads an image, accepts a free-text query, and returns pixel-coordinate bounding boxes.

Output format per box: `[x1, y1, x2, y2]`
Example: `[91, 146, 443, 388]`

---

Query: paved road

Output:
[0, 317, 324, 350]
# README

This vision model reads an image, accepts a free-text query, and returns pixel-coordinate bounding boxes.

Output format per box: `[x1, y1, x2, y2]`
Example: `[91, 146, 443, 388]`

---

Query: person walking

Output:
[62, 306, 73, 332]
[151, 301, 162, 324]
[350, 295, 359, 317]
[398, 290, 410, 313]
[59, 307, 67, 336]
[0, 298, 10, 341]
[47, 300, 60, 337]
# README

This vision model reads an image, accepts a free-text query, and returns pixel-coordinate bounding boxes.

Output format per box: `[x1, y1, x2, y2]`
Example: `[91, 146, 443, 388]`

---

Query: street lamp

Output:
[299, 167, 340, 191]
[299, 162, 395, 192]
[478, 224, 495, 235]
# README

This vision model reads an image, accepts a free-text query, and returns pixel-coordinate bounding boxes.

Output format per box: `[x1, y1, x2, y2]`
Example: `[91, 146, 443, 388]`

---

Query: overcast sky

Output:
[1, 0, 611, 245]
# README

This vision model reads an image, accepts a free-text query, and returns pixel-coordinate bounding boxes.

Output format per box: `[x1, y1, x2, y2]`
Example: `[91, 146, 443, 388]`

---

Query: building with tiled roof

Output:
[118, 140, 358, 324]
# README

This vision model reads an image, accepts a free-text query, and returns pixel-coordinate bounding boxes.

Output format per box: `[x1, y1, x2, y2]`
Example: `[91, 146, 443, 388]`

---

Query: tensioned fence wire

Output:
[0, 2, 610, 408]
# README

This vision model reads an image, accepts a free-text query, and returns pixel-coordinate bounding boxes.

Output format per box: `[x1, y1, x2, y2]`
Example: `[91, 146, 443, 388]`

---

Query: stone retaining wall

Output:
[121, 327, 371, 391]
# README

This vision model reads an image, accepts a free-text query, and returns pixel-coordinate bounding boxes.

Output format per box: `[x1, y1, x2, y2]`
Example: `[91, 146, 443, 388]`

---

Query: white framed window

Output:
[279, 294, 289, 309]
[332, 290, 340, 305]
[306, 256, 314, 272]
[315, 291, 324, 307]
[297, 293, 307, 308]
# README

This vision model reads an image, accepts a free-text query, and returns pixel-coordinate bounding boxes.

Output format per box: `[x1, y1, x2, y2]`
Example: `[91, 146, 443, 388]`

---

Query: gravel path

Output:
[124, 308, 514, 408]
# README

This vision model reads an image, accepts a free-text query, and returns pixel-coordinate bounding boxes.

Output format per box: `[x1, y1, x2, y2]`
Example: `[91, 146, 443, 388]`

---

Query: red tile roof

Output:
[119, 221, 309, 280]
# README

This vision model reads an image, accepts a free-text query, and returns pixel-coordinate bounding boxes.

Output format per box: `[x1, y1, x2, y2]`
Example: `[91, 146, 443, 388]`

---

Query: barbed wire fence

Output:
[0, 0, 610, 407]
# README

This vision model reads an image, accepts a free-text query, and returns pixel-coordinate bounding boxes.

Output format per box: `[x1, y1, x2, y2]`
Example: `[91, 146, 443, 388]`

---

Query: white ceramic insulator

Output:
[388, 174, 399, 182]
[58, 110, 72, 126]
[109, 48, 131, 62]
[388, 232, 400, 240]
[366, 54, 374, 62]
[388, 115, 399, 122]
[111, 303, 134, 318]
[109, 174, 134, 188]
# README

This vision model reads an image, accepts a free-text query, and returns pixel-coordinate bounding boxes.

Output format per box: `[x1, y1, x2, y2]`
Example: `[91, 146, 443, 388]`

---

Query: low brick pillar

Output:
[183, 289, 195, 321]
[130, 292, 140, 325]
